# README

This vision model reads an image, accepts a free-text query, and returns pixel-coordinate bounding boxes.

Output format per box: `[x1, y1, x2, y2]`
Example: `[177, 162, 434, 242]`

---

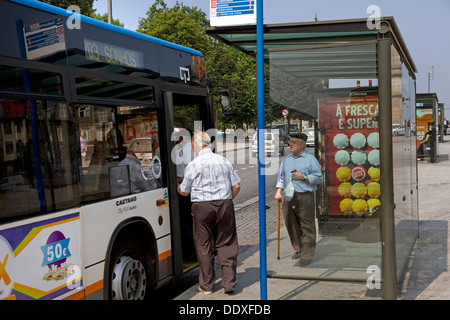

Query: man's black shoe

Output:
[291, 252, 300, 259]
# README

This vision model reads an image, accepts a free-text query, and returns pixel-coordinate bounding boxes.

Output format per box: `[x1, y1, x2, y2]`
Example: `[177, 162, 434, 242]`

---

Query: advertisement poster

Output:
[318, 89, 380, 217]
[0, 212, 82, 300]
[416, 108, 433, 151]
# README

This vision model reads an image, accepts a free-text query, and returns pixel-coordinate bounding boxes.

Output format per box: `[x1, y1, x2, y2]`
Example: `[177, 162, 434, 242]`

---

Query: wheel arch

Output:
[103, 217, 158, 300]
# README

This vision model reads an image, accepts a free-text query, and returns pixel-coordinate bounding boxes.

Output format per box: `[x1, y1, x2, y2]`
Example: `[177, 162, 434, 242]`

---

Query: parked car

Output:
[392, 124, 405, 136]
[302, 128, 315, 147]
[252, 131, 285, 157]
[270, 125, 290, 146]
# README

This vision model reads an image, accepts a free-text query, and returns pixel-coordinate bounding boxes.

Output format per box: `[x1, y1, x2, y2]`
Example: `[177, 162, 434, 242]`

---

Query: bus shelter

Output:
[416, 93, 439, 162]
[207, 17, 418, 299]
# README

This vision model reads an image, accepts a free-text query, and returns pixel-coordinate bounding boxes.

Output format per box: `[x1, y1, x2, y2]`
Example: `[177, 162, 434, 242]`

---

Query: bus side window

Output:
[78, 105, 119, 201]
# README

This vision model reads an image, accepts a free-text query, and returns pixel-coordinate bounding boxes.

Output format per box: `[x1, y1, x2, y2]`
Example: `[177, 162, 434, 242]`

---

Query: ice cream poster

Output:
[318, 91, 380, 216]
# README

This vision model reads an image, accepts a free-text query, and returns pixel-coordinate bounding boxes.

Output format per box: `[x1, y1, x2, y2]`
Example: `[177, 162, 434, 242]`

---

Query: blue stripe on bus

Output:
[10, 0, 204, 57]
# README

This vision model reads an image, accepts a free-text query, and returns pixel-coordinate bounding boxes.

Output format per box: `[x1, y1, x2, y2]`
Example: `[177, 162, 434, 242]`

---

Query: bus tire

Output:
[109, 235, 149, 300]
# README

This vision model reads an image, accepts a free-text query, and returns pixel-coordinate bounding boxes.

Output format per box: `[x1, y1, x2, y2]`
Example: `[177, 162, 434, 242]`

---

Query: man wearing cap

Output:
[275, 132, 322, 266]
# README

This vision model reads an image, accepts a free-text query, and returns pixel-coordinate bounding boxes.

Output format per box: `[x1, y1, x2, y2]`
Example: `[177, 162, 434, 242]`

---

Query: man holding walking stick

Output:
[274, 132, 322, 267]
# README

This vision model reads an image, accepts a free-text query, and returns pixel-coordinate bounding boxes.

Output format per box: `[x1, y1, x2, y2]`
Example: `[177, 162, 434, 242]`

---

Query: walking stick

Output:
[277, 200, 280, 260]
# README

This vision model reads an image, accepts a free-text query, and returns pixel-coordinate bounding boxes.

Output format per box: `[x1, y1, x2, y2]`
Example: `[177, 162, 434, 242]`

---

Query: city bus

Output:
[0, 0, 215, 300]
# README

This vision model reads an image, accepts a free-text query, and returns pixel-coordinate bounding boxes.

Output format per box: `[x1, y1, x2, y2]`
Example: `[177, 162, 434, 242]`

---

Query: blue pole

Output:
[256, 0, 267, 300]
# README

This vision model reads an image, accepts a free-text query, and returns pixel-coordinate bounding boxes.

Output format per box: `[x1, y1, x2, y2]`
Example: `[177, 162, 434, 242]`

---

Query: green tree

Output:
[136, 1, 258, 130]
[90, 12, 124, 27]
[137, 0, 210, 54]
[40, 0, 95, 16]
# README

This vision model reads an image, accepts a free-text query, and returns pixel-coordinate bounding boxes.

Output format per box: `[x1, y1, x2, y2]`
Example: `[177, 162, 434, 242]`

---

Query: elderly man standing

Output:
[178, 132, 241, 294]
[275, 132, 322, 267]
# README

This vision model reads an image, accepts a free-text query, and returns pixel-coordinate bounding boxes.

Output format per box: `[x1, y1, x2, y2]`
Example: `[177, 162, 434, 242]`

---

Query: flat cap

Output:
[290, 132, 308, 142]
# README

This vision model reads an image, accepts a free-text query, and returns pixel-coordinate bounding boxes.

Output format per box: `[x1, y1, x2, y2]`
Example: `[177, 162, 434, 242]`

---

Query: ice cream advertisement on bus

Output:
[317, 89, 380, 217]
[0, 212, 82, 300]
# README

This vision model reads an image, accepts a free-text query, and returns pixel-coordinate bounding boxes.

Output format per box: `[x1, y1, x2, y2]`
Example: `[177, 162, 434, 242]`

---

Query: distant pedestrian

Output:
[178, 131, 241, 294]
[274, 132, 322, 267]
[80, 130, 87, 159]
[444, 118, 448, 135]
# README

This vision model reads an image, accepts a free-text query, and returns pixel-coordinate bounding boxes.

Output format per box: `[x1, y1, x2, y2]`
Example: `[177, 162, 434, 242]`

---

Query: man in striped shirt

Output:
[178, 132, 241, 294]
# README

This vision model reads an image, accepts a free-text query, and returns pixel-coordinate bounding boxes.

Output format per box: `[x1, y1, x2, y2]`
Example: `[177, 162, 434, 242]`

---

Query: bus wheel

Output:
[109, 235, 149, 300]
[111, 255, 147, 300]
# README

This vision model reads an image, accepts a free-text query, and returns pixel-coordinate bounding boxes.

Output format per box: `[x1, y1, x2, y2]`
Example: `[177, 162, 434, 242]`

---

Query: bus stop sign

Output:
[210, 0, 256, 27]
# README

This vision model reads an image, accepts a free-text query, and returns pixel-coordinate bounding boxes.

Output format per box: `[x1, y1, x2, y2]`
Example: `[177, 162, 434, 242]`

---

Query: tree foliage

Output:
[137, 0, 210, 54]
[137, 1, 258, 130]
[40, 0, 95, 16]
[90, 12, 124, 27]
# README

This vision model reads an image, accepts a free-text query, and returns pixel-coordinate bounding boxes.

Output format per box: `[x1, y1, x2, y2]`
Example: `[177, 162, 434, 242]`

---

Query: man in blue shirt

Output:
[275, 132, 322, 266]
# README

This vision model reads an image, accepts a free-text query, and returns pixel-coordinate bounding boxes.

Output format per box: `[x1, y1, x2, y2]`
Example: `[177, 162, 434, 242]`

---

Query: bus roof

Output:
[11, 0, 204, 57]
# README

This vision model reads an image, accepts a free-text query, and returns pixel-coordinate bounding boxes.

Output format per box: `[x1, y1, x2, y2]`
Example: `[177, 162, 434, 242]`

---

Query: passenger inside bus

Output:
[118, 144, 161, 193]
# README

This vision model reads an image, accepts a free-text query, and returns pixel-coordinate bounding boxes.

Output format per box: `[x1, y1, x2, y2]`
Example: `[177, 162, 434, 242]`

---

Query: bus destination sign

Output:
[84, 38, 144, 69]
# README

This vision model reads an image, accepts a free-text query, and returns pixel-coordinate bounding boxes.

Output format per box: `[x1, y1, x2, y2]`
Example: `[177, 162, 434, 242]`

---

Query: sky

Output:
[93, 0, 450, 111]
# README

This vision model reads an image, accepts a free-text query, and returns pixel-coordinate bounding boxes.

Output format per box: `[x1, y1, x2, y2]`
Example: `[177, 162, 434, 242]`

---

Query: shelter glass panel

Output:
[393, 47, 419, 279]
[267, 43, 381, 283]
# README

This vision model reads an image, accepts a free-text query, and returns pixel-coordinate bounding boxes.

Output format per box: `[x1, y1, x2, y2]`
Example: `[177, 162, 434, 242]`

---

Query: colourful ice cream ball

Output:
[368, 149, 380, 166]
[367, 182, 380, 198]
[335, 150, 350, 165]
[333, 133, 348, 149]
[367, 132, 379, 148]
[350, 132, 366, 149]
[352, 199, 368, 215]
[351, 182, 367, 199]
[368, 166, 380, 181]
[351, 150, 367, 165]
[340, 198, 353, 214]
[336, 166, 351, 182]
[367, 198, 381, 214]
[338, 182, 352, 197]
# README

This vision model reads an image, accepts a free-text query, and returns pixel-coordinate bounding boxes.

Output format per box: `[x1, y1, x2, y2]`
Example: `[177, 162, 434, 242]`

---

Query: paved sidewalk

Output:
[175, 136, 450, 300]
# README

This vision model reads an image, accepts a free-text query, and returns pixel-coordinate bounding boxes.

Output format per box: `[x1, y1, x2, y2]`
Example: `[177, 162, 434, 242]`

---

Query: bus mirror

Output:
[220, 91, 233, 115]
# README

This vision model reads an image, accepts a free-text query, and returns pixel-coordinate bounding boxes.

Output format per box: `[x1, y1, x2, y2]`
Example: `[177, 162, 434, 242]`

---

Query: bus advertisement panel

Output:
[0, 212, 82, 300]
[317, 89, 380, 217]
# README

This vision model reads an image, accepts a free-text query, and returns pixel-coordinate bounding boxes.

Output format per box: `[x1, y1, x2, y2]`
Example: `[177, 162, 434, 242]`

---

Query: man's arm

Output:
[274, 158, 286, 203]
[177, 183, 190, 197]
[231, 183, 240, 199]
[275, 187, 283, 204]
